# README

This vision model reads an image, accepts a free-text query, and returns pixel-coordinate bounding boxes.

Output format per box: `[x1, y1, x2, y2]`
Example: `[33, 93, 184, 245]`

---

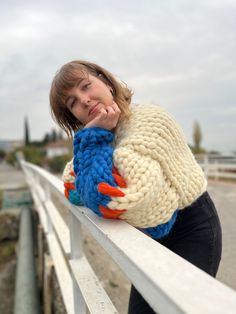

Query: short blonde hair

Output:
[50, 60, 133, 138]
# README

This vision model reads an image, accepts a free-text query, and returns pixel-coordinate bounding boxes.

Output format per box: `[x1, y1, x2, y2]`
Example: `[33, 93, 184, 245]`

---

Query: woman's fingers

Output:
[84, 102, 121, 130]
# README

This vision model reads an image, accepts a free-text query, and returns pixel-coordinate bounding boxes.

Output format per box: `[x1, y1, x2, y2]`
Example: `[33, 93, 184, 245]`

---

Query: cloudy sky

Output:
[0, 0, 235, 153]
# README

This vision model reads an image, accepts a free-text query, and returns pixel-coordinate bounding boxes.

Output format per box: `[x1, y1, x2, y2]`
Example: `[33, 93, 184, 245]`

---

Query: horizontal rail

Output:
[195, 154, 236, 180]
[20, 160, 236, 314]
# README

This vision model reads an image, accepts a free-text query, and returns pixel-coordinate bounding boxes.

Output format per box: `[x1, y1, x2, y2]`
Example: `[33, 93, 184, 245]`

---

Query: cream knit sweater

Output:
[108, 104, 207, 228]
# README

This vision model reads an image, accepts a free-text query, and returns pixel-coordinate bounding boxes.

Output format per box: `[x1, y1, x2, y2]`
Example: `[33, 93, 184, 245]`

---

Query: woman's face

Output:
[65, 74, 114, 125]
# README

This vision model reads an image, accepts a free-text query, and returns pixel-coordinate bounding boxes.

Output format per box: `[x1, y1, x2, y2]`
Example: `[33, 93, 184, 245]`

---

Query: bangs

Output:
[53, 66, 89, 107]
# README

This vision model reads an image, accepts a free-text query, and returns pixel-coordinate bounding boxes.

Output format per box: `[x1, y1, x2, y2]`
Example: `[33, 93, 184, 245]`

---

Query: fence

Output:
[20, 159, 236, 314]
[196, 154, 236, 180]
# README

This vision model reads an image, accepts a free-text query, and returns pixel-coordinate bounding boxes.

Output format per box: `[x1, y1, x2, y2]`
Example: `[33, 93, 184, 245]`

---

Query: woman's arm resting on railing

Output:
[73, 127, 126, 218]
[62, 159, 84, 206]
[72, 127, 177, 238]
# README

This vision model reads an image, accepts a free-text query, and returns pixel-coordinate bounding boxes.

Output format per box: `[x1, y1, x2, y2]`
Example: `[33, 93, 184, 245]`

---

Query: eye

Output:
[82, 82, 91, 90]
[67, 97, 76, 110]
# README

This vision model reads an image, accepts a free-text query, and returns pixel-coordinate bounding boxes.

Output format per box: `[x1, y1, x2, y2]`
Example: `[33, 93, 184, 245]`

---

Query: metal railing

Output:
[195, 154, 236, 180]
[20, 160, 236, 314]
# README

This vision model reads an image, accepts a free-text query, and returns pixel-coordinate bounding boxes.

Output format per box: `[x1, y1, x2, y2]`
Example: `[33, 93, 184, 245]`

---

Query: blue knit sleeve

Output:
[73, 127, 117, 216]
[73, 127, 178, 239]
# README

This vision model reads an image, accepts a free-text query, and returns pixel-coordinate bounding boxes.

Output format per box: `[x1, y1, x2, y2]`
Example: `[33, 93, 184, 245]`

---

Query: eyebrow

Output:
[65, 78, 87, 108]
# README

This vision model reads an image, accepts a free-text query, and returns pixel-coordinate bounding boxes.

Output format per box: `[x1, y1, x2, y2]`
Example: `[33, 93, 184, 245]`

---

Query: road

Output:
[208, 181, 236, 290]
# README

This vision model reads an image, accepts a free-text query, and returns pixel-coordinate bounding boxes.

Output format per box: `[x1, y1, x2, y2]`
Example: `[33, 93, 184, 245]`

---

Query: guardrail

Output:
[20, 160, 236, 314]
[195, 154, 236, 180]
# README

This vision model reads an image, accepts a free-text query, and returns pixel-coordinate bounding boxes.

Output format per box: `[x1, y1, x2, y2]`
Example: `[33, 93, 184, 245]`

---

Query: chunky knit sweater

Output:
[63, 104, 207, 237]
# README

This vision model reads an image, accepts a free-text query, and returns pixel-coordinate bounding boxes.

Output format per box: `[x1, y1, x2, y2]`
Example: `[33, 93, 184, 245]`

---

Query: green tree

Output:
[0, 150, 6, 160]
[51, 128, 57, 142]
[193, 121, 202, 153]
[43, 133, 50, 144]
[58, 130, 63, 140]
[24, 116, 30, 146]
[48, 154, 71, 173]
[5, 146, 45, 166]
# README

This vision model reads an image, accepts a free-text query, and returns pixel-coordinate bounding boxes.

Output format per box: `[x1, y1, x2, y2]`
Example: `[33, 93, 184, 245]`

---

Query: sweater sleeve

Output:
[96, 144, 178, 237]
[101, 106, 183, 231]
[73, 126, 177, 238]
[62, 159, 84, 206]
[73, 127, 124, 217]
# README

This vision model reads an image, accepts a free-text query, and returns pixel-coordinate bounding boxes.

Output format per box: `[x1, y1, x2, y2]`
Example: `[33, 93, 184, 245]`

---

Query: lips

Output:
[88, 103, 99, 116]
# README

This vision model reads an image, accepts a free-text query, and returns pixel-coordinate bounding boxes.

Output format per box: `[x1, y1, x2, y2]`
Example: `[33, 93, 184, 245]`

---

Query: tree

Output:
[24, 116, 30, 146]
[0, 149, 6, 160]
[43, 132, 50, 144]
[193, 121, 202, 152]
[51, 128, 57, 142]
[58, 130, 63, 140]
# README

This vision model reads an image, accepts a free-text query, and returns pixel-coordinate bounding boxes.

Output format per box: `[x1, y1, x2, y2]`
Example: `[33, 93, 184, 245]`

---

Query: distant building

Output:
[44, 140, 69, 158]
[0, 140, 23, 152]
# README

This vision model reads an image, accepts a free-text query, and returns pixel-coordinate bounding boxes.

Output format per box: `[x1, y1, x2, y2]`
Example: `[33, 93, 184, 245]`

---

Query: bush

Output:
[5, 146, 45, 166]
[188, 144, 207, 155]
[23, 146, 45, 165]
[0, 190, 2, 209]
[0, 150, 6, 160]
[48, 155, 71, 174]
[5, 149, 19, 165]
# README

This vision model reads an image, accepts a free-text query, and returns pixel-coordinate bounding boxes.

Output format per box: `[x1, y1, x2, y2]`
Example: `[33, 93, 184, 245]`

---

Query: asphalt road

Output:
[208, 181, 236, 290]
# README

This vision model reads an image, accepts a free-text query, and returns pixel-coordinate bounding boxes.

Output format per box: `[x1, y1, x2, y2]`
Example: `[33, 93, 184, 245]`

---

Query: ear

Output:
[109, 87, 114, 95]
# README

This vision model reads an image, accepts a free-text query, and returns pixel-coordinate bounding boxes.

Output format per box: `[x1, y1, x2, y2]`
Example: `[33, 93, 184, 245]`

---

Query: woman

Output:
[50, 60, 222, 314]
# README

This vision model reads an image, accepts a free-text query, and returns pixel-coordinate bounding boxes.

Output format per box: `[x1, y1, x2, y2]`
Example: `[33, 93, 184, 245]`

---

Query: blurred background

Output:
[0, 0, 236, 165]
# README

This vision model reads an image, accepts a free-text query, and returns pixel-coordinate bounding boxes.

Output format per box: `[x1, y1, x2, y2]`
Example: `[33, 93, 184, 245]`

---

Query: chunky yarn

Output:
[109, 104, 207, 228]
[73, 128, 122, 216]
[63, 104, 207, 239]
[72, 126, 178, 238]
[62, 159, 84, 206]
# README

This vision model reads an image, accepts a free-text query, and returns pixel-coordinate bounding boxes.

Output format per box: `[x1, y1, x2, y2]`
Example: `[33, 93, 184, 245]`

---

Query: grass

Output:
[0, 190, 3, 209]
[0, 241, 16, 271]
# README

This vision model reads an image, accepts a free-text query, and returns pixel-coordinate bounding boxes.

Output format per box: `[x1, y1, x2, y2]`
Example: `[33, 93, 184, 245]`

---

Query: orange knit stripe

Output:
[64, 189, 69, 198]
[99, 205, 126, 219]
[64, 182, 75, 190]
[98, 182, 125, 197]
[112, 173, 127, 188]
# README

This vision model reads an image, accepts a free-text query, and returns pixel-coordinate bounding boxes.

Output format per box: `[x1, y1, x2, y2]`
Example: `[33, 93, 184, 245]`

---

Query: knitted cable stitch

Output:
[66, 104, 206, 239]
[73, 127, 126, 218]
[107, 104, 207, 228]
[62, 159, 83, 206]
[71, 126, 178, 238]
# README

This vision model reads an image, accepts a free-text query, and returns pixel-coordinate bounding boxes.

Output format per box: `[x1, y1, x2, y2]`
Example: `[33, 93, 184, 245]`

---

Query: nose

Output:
[80, 94, 91, 107]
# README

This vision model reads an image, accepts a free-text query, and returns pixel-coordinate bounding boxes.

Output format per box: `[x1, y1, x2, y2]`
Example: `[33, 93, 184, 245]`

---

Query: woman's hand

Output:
[84, 101, 121, 130]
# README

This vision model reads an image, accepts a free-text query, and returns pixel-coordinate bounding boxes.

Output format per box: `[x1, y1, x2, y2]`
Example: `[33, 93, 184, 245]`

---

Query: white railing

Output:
[20, 160, 236, 314]
[195, 154, 236, 180]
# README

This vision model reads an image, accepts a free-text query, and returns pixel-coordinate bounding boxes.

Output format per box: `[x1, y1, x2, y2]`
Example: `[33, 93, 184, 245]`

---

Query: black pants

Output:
[128, 191, 222, 314]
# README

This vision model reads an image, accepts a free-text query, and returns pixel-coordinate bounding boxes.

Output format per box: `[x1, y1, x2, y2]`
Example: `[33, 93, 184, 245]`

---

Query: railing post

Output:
[204, 154, 209, 179]
[69, 210, 86, 314]
[214, 159, 219, 180]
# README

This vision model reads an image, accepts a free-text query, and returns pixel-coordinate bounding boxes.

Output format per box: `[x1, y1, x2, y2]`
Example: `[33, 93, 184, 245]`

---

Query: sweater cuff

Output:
[73, 128, 114, 153]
